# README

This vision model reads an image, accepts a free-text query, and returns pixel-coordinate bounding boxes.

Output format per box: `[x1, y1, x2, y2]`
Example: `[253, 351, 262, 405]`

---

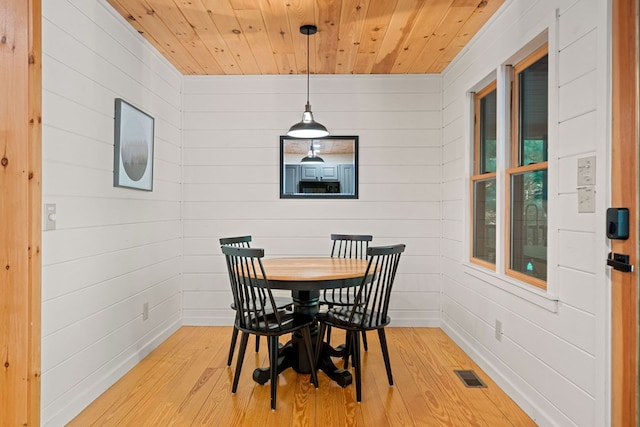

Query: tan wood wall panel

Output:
[611, 1, 638, 426]
[27, 0, 42, 424]
[0, 0, 42, 425]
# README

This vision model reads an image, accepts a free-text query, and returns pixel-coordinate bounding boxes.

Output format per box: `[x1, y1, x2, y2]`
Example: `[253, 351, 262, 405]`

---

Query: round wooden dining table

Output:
[252, 256, 370, 387]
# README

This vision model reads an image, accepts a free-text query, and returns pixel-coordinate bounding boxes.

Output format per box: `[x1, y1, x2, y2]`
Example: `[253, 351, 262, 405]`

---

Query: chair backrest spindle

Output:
[222, 245, 283, 332]
[330, 234, 372, 260]
[349, 244, 405, 328]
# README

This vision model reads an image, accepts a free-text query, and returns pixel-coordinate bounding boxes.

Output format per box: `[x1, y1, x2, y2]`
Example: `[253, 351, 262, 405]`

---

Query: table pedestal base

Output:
[250, 287, 355, 388]
[252, 340, 352, 387]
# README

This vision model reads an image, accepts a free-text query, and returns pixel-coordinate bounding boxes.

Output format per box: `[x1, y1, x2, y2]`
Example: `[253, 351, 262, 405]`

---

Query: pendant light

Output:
[287, 25, 329, 138]
[300, 141, 324, 163]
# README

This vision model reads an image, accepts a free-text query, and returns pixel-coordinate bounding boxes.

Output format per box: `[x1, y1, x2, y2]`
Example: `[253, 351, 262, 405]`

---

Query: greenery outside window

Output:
[506, 46, 548, 288]
[471, 82, 497, 268]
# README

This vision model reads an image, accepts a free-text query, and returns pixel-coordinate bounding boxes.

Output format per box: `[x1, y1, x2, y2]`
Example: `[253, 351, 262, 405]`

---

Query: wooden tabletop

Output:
[260, 257, 369, 282]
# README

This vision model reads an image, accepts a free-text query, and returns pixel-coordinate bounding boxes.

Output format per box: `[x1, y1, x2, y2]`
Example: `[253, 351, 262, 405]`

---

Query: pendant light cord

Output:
[306, 29, 310, 106]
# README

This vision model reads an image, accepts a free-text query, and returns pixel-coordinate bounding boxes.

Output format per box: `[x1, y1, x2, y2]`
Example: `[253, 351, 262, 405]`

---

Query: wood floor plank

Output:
[68, 326, 536, 427]
[362, 329, 431, 426]
[389, 328, 465, 426]
[67, 326, 202, 426]
[111, 327, 228, 425]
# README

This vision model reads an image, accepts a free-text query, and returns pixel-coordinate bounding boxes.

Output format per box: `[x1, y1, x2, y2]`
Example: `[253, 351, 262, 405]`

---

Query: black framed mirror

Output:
[280, 135, 358, 199]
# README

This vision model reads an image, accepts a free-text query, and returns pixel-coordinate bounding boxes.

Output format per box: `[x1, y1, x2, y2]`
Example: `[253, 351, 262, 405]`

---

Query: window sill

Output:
[462, 262, 559, 312]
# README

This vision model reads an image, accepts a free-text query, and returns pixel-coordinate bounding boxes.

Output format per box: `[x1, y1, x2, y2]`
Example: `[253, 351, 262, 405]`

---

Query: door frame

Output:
[0, 0, 42, 425]
[611, 0, 639, 425]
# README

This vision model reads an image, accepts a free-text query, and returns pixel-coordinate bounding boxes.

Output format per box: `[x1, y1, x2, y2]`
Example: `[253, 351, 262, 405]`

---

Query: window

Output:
[469, 45, 549, 290]
[471, 82, 497, 268]
[507, 46, 548, 288]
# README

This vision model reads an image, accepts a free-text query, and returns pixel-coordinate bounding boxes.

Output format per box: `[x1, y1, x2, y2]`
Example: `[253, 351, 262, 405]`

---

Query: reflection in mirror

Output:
[280, 135, 358, 199]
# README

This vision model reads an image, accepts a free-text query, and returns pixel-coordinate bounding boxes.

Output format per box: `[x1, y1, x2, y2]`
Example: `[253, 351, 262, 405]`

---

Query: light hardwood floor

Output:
[68, 327, 536, 426]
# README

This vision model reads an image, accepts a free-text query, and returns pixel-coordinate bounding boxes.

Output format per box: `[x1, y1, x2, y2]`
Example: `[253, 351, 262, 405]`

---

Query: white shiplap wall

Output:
[441, 0, 609, 426]
[181, 74, 442, 328]
[41, 1, 183, 424]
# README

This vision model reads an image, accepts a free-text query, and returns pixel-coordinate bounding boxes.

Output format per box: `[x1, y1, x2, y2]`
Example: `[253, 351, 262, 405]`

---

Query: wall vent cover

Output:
[454, 370, 487, 388]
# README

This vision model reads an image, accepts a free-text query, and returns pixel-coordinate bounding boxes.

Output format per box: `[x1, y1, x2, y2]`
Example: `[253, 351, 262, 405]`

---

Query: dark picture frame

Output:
[280, 135, 358, 199]
[113, 98, 155, 191]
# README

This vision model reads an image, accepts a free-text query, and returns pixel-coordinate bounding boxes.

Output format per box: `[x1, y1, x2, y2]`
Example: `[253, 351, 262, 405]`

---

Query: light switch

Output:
[44, 203, 56, 231]
[578, 187, 595, 213]
[577, 156, 596, 186]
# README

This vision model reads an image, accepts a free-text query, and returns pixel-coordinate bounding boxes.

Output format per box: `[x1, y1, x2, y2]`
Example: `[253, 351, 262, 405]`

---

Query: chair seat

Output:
[230, 295, 293, 312]
[316, 307, 390, 331]
[236, 312, 315, 336]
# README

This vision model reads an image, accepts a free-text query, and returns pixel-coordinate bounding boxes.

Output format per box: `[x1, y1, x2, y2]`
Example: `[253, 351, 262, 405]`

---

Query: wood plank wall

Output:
[0, 0, 42, 425]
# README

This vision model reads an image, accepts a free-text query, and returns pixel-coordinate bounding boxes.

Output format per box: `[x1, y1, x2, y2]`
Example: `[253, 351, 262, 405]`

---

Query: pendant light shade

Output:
[287, 25, 330, 138]
[300, 141, 324, 163]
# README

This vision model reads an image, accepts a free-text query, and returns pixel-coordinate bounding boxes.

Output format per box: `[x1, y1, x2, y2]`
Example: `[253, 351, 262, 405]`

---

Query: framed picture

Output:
[113, 98, 154, 191]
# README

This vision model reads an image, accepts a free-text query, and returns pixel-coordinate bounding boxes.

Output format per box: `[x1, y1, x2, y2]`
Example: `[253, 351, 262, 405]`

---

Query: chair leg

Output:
[352, 331, 362, 402]
[232, 332, 250, 393]
[325, 303, 333, 345]
[227, 326, 239, 366]
[268, 336, 279, 410]
[362, 330, 368, 352]
[377, 328, 393, 386]
[315, 322, 327, 368]
[301, 326, 319, 388]
[343, 330, 352, 369]
[255, 336, 260, 353]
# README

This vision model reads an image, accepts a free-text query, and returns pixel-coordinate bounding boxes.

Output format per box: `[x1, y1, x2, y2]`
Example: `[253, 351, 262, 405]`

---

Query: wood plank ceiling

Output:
[107, 0, 504, 75]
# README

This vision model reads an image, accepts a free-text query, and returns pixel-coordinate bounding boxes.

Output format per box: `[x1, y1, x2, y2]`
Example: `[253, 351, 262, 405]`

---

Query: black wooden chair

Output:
[221, 245, 318, 409]
[315, 244, 406, 402]
[319, 234, 373, 351]
[219, 236, 293, 366]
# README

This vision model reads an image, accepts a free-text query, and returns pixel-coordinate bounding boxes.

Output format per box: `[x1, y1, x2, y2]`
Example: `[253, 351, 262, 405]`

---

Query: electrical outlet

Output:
[143, 302, 149, 321]
[495, 320, 502, 341]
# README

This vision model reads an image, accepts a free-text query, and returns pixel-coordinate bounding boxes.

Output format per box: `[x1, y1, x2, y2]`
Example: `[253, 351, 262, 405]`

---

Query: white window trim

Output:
[463, 17, 560, 312]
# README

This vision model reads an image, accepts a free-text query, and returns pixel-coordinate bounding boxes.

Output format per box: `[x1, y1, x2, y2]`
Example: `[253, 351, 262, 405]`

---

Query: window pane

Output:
[518, 55, 548, 166]
[480, 89, 497, 173]
[473, 178, 496, 264]
[510, 170, 547, 280]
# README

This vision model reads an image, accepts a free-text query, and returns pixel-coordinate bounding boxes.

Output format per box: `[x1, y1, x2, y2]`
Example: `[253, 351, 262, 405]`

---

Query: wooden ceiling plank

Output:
[274, 52, 297, 75]
[285, 0, 317, 74]
[407, 2, 478, 73]
[390, 0, 454, 74]
[235, 8, 280, 74]
[335, 0, 371, 75]
[257, 0, 296, 59]
[174, 0, 243, 75]
[353, 51, 378, 74]
[107, 0, 202, 74]
[200, 0, 262, 74]
[145, 0, 225, 74]
[355, 0, 397, 58]
[429, 0, 505, 72]
[315, 0, 342, 74]
[370, 0, 423, 74]
[228, 0, 260, 9]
